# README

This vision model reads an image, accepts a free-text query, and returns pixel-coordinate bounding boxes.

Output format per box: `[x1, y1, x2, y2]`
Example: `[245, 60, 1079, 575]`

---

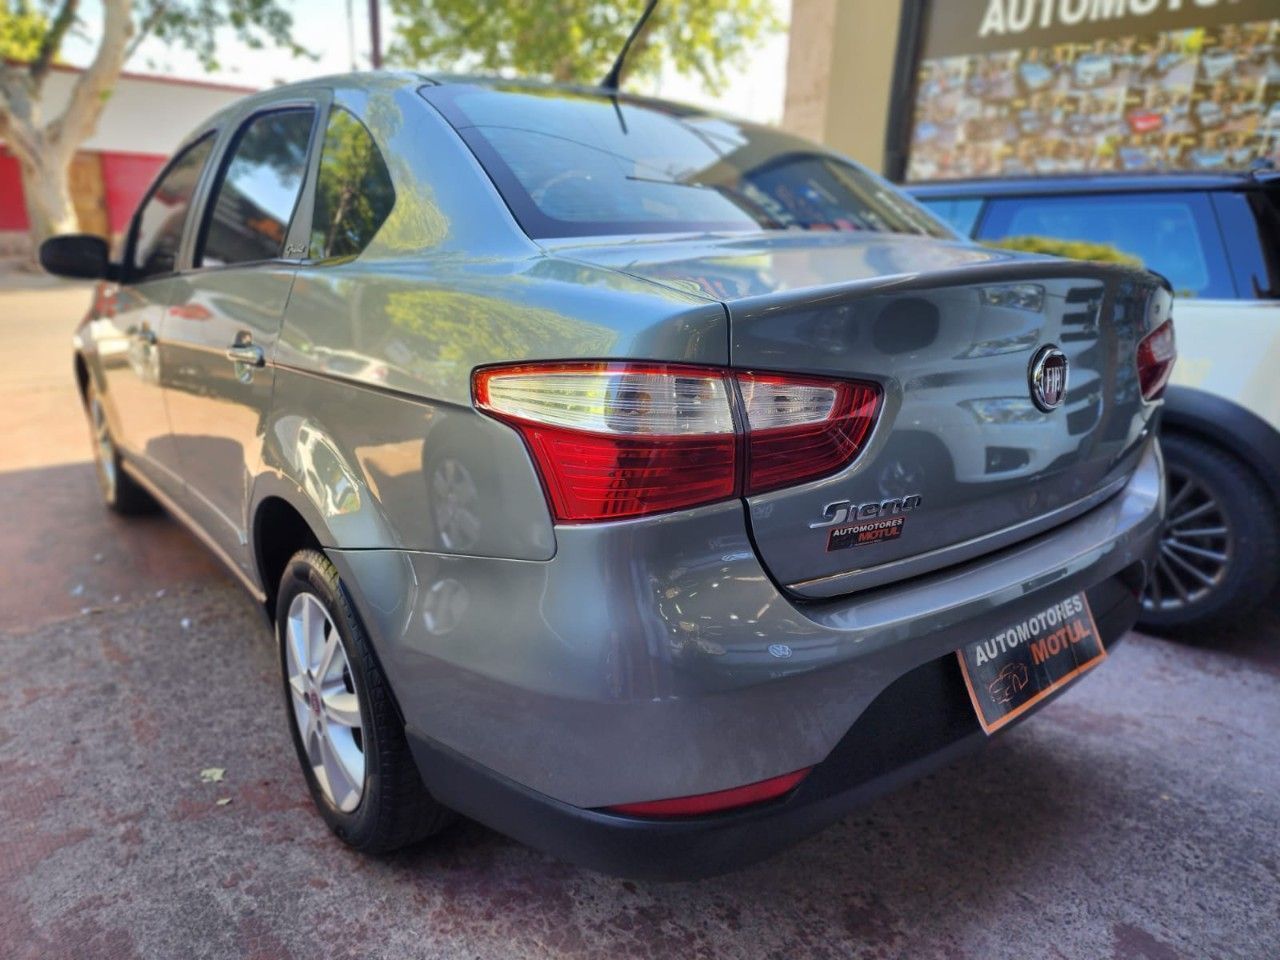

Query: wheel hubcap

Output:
[1142, 466, 1232, 615]
[285, 593, 365, 812]
[89, 397, 117, 502]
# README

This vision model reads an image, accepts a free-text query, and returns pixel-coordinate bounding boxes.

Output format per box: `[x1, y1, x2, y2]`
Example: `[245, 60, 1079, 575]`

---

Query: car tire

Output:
[1138, 432, 1280, 638]
[276, 548, 454, 853]
[85, 380, 157, 516]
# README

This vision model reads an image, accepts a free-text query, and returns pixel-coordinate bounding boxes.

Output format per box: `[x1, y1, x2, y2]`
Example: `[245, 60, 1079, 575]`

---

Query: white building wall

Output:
[30, 68, 254, 155]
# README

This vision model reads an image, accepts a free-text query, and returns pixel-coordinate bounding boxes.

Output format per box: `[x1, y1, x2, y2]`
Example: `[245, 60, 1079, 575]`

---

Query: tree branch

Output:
[30, 0, 81, 87]
[46, 0, 134, 156]
[124, 0, 170, 63]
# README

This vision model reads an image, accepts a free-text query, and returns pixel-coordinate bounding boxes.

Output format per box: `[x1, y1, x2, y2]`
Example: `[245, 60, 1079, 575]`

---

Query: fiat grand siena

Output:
[42, 73, 1173, 879]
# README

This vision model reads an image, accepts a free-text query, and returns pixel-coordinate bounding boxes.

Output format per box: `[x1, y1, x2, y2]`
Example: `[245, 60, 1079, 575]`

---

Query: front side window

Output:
[422, 83, 952, 241]
[977, 193, 1234, 299]
[131, 135, 216, 281]
[198, 109, 316, 267]
[309, 108, 396, 261]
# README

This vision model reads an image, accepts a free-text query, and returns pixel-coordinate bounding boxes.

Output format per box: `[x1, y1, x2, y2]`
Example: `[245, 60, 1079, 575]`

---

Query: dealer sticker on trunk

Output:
[827, 515, 906, 551]
[957, 592, 1105, 735]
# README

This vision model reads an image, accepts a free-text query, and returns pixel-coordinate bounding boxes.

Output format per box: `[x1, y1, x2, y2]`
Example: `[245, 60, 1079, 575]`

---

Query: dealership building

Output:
[785, 0, 1280, 181]
[0, 66, 252, 256]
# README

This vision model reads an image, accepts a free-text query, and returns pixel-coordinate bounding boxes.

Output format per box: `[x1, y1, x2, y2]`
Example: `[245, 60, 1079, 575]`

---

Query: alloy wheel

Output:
[285, 592, 366, 812]
[1142, 466, 1232, 614]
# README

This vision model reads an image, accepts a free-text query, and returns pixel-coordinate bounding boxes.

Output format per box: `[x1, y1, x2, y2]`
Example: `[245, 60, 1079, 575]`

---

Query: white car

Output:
[910, 171, 1280, 635]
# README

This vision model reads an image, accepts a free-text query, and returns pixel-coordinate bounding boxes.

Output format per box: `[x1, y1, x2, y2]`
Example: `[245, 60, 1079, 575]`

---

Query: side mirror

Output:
[39, 234, 114, 281]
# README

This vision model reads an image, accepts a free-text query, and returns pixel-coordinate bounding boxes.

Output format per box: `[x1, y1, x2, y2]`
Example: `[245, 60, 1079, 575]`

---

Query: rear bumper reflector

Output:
[605, 768, 812, 819]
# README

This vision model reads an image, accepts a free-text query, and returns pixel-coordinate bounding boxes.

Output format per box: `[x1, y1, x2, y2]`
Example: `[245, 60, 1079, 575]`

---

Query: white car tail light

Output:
[474, 362, 881, 523]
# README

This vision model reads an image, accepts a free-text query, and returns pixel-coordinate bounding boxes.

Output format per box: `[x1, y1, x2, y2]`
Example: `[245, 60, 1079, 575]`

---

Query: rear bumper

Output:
[332, 439, 1162, 870]
[406, 586, 1135, 880]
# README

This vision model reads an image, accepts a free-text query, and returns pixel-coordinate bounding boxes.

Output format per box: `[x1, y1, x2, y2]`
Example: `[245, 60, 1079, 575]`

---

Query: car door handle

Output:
[226, 343, 265, 367]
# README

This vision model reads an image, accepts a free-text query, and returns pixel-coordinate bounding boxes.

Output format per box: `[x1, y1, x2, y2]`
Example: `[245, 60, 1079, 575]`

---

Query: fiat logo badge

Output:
[1029, 345, 1069, 412]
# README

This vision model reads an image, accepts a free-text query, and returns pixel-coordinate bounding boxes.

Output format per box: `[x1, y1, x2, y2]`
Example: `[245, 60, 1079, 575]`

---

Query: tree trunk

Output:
[0, 0, 133, 257]
[18, 149, 79, 250]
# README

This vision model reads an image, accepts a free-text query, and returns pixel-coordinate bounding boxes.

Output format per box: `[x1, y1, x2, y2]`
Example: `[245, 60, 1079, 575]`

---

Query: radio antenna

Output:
[601, 0, 660, 91]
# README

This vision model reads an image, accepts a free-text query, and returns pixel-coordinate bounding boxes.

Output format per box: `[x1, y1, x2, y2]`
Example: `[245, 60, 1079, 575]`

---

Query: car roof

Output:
[905, 171, 1279, 198]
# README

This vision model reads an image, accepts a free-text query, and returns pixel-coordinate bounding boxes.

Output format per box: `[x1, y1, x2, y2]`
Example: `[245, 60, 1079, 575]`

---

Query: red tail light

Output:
[473, 362, 881, 523]
[739, 372, 881, 495]
[1137, 318, 1176, 402]
[606, 768, 811, 818]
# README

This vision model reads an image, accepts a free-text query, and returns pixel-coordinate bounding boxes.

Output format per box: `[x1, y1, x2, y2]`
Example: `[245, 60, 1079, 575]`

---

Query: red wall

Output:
[0, 148, 165, 235]
[100, 153, 166, 233]
[0, 148, 29, 231]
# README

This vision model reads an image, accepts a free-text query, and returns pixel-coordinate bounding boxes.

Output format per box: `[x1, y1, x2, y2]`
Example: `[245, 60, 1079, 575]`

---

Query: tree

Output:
[0, 0, 307, 248]
[387, 0, 780, 93]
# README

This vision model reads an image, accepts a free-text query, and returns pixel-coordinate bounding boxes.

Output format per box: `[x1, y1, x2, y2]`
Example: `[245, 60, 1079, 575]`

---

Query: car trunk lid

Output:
[555, 232, 1169, 597]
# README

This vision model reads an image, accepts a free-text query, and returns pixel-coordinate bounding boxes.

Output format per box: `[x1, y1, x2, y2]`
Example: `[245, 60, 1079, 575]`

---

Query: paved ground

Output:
[2, 274, 1279, 960]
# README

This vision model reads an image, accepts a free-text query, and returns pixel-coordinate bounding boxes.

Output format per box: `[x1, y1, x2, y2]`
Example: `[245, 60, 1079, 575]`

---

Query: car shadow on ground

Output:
[0, 461, 226, 626]
[378, 715, 1129, 948]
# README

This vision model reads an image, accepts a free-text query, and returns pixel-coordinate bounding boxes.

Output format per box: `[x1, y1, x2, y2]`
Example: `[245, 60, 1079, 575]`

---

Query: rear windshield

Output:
[422, 83, 951, 241]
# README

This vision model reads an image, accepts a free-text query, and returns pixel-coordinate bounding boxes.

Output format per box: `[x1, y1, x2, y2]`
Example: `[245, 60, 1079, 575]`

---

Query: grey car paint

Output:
[331, 441, 1160, 807]
[71, 73, 1166, 812]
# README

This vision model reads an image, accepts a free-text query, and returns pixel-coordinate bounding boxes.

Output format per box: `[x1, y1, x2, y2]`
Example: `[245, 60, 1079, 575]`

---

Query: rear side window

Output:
[308, 108, 396, 261]
[130, 135, 216, 281]
[977, 193, 1233, 299]
[198, 108, 315, 267]
[917, 197, 984, 237]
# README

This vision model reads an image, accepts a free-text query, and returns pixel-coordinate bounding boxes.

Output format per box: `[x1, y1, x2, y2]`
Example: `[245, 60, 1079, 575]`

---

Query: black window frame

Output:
[123, 130, 219, 285]
[191, 104, 321, 273]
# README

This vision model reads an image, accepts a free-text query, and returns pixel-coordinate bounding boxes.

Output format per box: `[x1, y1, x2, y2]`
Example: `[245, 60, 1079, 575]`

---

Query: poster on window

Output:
[904, 0, 1280, 180]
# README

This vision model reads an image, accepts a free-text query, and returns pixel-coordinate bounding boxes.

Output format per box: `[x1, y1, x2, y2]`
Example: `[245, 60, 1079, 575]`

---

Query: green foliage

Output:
[135, 0, 310, 71]
[985, 235, 1145, 268]
[387, 0, 781, 93]
[310, 108, 400, 260]
[4, 0, 309, 75]
[0, 3, 48, 61]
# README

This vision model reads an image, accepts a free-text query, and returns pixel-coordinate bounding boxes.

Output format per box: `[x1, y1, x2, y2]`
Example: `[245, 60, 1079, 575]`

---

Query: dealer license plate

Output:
[957, 592, 1106, 735]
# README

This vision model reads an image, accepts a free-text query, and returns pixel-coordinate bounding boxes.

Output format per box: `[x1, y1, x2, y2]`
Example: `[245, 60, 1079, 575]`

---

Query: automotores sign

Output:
[903, 0, 1280, 180]
[921, 0, 1278, 57]
[956, 592, 1106, 734]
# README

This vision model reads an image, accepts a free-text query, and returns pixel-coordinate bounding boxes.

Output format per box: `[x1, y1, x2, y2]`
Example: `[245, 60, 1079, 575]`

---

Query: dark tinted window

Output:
[198, 109, 315, 267]
[131, 135, 215, 280]
[309, 108, 395, 261]
[423, 84, 951, 240]
[917, 197, 984, 236]
[977, 193, 1234, 299]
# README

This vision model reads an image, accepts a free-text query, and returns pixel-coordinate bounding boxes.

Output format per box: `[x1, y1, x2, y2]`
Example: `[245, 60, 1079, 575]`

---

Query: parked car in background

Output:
[1073, 54, 1114, 89]
[910, 171, 1280, 635]
[40, 74, 1172, 878]
[1199, 48, 1237, 82]
[1193, 100, 1226, 130]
